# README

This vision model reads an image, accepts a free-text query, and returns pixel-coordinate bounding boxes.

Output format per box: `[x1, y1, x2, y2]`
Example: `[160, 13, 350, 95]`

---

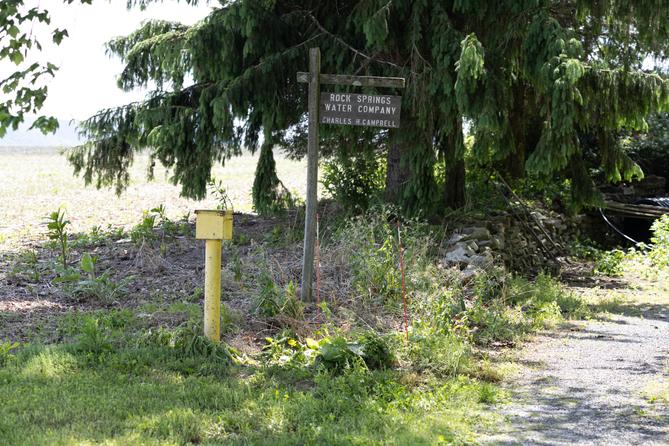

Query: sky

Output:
[2, 1, 213, 121]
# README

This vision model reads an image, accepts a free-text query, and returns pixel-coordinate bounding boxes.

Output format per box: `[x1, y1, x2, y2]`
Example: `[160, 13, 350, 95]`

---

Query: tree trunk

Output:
[443, 118, 466, 209]
[505, 83, 531, 179]
[384, 132, 410, 204]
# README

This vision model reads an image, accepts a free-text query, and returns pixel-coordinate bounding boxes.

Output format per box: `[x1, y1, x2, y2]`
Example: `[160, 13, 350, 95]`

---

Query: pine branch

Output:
[302, 10, 402, 71]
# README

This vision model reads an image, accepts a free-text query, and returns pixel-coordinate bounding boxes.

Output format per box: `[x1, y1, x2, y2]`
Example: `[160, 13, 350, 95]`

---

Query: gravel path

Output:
[485, 302, 669, 445]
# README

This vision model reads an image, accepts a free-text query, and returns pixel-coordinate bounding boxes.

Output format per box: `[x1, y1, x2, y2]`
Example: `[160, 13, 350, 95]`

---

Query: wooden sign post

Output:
[297, 47, 405, 302]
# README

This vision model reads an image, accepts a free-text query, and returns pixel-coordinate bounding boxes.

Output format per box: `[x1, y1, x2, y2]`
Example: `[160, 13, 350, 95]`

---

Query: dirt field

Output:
[0, 146, 308, 249]
[0, 146, 310, 343]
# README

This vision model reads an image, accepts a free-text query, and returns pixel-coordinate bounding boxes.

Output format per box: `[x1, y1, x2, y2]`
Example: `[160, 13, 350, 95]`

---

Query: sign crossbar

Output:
[297, 72, 405, 89]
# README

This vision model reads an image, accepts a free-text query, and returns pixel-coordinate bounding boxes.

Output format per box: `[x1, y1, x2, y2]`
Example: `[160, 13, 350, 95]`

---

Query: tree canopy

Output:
[68, 0, 669, 215]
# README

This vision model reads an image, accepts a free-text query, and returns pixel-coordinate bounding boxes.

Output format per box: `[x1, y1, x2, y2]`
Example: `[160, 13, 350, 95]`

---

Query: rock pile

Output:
[441, 207, 576, 275]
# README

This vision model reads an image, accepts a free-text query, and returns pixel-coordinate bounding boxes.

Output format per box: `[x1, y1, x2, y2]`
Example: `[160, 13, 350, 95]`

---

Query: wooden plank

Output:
[297, 72, 405, 89]
[300, 48, 321, 303]
[603, 201, 669, 219]
[320, 93, 402, 128]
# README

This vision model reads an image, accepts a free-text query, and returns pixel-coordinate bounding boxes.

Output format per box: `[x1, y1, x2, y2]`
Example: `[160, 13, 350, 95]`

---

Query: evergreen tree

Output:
[70, 1, 669, 214]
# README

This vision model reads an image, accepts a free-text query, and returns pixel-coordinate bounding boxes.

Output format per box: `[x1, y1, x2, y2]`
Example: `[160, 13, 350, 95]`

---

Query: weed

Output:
[130, 209, 159, 245]
[209, 179, 233, 211]
[648, 215, 669, 269]
[46, 208, 70, 270]
[261, 335, 320, 369]
[55, 253, 133, 303]
[570, 239, 626, 276]
[357, 332, 396, 370]
[9, 249, 42, 283]
[0, 341, 20, 367]
[317, 335, 365, 373]
[255, 270, 282, 317]
[233, 232, 251, 246]
[405, 326, 471, 377]
[594, 249, 626, 276]
[141, 322, 239, 366]
[71, 225, 118, 248]
[230, 248, 243, 284]
[187, 287, 204, 303]
[341, 207, 433, 304]
[254, 272, 304, 321]
[281, 281, 304, 320]
[72, 317, 113, 358]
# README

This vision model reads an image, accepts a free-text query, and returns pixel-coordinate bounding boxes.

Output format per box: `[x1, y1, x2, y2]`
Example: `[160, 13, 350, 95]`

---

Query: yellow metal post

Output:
[195, 209, 233, 343]
[204, 239, 222, 342]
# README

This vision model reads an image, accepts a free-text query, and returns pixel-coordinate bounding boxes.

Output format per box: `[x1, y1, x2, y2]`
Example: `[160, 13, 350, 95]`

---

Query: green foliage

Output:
[0, 341, 20, 367]
[45, 209, 70, 270]
[9, 249, 42, 283]
[570, 240, 626, 276]
[70, 225, 125, 249]
[648, 215, 669, 269]
[594, 250, 626, 276]
[341, 207, 431, 304]
[261, 334, 320, 369]
[129, 205, 187, 252]
[69, 0, 669, 214]
[253, 141, 295, 215]
[262, 331, 394, 374]
[321, 150, 385, 213]
[254, 272, 304, 320]
[51, 252, 132, 303]
[465, 272, 589, 346]
[71, 316, 114, 359]
[138, 322, 240, 370]
[208, 179, 233, 211]
[129, 206, 163, 245]
[0, 0, 96, 137]
[316, 336, 364, 373]
[624, 113, 669, 183]
[405, 327, 471, 377]
[0, 340, 497, 445]
[357, 332, 395, 370]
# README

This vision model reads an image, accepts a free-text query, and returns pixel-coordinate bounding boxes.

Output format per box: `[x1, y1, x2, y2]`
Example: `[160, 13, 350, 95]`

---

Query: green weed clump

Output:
[0, 341, 20, 367]
[130, 205, 190, 252]
[254, 270, 304, 320]
[570, 240, 626, 276]
[648, 214, 669, 269]
[340, 207, 432, 304]
[53, 252, 133, 303]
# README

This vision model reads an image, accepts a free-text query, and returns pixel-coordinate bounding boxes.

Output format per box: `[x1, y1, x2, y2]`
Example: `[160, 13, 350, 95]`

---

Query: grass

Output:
[0, 335, 503, 445]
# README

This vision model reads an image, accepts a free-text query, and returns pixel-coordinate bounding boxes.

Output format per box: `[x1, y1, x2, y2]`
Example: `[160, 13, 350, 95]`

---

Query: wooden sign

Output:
[320, 93, 401, 128]
[296, 49, 405, 302]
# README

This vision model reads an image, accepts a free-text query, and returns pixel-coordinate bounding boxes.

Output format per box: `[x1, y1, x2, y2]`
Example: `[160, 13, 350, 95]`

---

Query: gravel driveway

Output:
[484, 298, 669, 445]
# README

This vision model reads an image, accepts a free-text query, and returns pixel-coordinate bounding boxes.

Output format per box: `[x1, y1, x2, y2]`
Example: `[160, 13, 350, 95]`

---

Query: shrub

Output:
[357, 332, 395, 370]
[321, 150, 385, 213]
[594, 249, 626, 276]
[648, 215, 669, 269]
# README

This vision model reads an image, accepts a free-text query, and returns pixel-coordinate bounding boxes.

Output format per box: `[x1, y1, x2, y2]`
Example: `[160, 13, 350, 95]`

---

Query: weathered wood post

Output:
[300, 47, 321, 302]
[297, 48, 404, 303]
